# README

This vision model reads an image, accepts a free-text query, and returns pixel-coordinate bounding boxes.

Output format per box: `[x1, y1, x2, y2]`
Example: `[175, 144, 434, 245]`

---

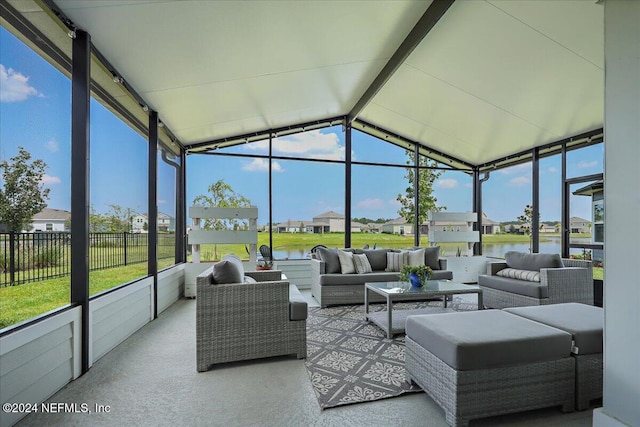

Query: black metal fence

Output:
[0, 232, 175, 287]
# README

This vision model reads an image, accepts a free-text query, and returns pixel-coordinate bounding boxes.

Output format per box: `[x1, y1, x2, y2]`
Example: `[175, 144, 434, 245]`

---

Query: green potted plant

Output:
[399, 264, 433, 287]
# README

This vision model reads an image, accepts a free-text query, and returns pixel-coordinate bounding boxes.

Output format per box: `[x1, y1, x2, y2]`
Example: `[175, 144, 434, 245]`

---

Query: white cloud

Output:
[464, 182, 473, 188]
[548, 166, 558, 173]
[577, 160, 598, 169]
[46, 139, 59, 152]
[0, 64, 42, 102]
[158, 199, 167, 204]
[42, 174, 61, 185]
[509, 176, 530, 186]
[498, 163, 531, 175]
[243, 130, 345, 160]
[241, 158, 283, 172]
[356, 198, 384, 210]
[437, 178, 458, 189]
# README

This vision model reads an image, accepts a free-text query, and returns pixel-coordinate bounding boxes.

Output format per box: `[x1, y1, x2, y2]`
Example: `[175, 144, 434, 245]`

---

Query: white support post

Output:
[192, 217, 201, 263]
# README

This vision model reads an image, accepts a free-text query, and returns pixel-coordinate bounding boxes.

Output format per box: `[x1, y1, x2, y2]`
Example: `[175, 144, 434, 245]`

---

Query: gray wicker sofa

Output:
[478, 251, 593, 308]
[311, 247, 452, 307]
[196, 255, 307, 372]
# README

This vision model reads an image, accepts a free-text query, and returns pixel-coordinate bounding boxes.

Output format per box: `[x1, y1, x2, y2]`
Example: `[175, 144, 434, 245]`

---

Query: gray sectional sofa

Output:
[479, 251, 593, 308]
[310, 246, 453, 307]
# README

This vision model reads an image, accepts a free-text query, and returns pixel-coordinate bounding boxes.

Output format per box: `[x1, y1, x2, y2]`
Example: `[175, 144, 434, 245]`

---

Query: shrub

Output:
[30, 248, 60, 268]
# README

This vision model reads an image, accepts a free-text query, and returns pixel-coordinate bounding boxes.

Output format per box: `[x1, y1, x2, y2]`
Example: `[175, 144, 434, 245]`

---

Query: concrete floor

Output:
[16, 291, 595, 427]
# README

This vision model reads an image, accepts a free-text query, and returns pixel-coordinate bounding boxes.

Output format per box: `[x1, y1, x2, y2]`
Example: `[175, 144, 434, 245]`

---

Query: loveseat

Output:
[311, 246, 453, 307]
[196, 254, 307, 371]
[478, 251, 593, 308]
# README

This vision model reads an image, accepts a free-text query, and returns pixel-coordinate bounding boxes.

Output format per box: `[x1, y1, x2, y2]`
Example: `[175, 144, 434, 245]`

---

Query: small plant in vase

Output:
[399, 264, 433, 287]
[256, 260, 273, 270]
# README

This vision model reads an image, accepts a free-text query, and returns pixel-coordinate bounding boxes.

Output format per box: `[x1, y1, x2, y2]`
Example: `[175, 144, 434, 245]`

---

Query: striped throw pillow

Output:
[353, 253, 373, 274]
[386, 252, 405, 272]
[496, 268, 541, 282]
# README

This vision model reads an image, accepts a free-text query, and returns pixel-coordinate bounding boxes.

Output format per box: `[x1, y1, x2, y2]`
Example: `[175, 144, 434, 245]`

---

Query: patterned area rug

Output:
[305, 298, 478, 409]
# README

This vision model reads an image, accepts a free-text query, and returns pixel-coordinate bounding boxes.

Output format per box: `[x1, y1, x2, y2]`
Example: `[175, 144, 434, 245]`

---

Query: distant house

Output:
[570, 216, 591, 234]
[275, 220, 314, 233]
[28, 208, 71, 232]
[540, 223, 557, 233]
[480, 213, 500, 234]
[312, 211, 344, 233]
[382, 217, 413, 235]
[131, 212, 175, 232]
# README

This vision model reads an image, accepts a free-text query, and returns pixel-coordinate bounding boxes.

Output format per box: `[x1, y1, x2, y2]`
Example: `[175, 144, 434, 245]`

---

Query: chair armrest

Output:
[542, 265, 594, 304]
[486, 262, 508, 276]
[245, 269, 283, 282]
[438, 258, 447, 270]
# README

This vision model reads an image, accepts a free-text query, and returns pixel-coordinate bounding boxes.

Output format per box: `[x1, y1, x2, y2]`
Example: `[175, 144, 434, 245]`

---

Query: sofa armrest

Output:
[487, 262, 508, 276]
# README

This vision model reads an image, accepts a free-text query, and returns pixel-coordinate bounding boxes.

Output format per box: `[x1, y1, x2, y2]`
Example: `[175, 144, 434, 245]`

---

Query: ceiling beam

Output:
[346, 0, 455, 124]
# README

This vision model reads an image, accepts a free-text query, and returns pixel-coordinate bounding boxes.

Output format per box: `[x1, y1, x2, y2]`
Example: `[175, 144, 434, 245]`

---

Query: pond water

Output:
[270, 235, 594, 260]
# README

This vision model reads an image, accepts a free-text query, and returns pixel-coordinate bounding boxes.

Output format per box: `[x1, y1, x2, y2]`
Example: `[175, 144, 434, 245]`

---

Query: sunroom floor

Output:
[16, 290, 595, 427]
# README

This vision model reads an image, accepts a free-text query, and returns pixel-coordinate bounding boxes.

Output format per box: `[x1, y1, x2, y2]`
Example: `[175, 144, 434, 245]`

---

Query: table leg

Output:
[364, 286, 370, 321]
[477, 290, 483, 310]
[443, 293, 448, 308]
[386, 295, 393, 339]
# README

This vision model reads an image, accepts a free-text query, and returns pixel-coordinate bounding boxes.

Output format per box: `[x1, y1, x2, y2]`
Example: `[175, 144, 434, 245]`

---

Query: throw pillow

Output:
[213, 254, 244, 284]
[337, 249, 356, 274]
[363, 249, 389, 271]
[407, 248, 426, 266]
[505, 251, 564, 271]
[244, 275, 257, 284]
[353, 253, 373, 274]
[496, 268, 541, 282]
[423, 246, 441, 270]
[316, 247, 341, 274]
[386, 252, 405, 272]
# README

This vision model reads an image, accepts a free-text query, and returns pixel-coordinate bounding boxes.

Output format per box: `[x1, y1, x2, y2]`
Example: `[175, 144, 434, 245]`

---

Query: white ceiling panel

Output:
[361, 0, 604, 165]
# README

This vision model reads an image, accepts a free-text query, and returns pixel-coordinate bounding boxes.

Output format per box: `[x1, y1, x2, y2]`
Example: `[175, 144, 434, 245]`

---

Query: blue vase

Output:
[408, 272, 422, 287]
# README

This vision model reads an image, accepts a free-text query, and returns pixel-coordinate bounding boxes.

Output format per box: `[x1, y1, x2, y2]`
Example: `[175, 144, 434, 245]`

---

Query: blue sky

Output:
[1, 26, 602, 226]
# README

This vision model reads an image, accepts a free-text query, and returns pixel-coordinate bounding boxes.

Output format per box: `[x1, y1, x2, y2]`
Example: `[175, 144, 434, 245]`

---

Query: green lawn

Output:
[0, 258, 175, 330]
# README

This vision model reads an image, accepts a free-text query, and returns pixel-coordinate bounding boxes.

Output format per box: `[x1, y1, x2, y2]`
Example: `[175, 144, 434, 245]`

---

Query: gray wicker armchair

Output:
[479, 257, 593, 308]
[196, 268, 306, 372]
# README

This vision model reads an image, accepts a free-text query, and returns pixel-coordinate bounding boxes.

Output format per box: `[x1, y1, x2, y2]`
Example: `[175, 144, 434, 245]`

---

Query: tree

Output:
[193, 180, 251, 260]
[104, 204, 137, 232]
[0, 147, 50, 232]
[193, 180, 251, 230]
[518, 204, 542, 252]
[396, 150, 444, 227]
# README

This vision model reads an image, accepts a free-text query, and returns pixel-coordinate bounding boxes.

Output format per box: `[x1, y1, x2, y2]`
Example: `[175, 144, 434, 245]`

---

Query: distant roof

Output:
[570, 216, 591, 223]
[32, 208, 71, 221]
[573, 180, 604, 197]
[314, 211, 345, 219]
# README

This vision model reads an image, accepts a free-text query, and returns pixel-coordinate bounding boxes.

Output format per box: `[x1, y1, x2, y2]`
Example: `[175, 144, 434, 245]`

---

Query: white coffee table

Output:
[365, 280, 483, 338]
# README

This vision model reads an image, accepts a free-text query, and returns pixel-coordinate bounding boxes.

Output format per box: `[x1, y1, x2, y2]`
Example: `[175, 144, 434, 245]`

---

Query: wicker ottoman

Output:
[504, 303, 603, 410]
[405, 310, 575, 427]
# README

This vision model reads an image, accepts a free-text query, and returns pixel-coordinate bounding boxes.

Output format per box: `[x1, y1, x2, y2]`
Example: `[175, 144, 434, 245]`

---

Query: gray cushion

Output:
[424, 246, 441, 270]
[479, 274, 548, 298]
[406, 310, 572, 370]
[504, 303, 603, 355]
[319, 272, 400, 286]
[316, 247, 341, 274]
[363, 249, 390, 271]
[430, 270, 453, 280]
[212, 254, 244, 284]
[289, 284, 308, 321]
[505, 251, 564, 271]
